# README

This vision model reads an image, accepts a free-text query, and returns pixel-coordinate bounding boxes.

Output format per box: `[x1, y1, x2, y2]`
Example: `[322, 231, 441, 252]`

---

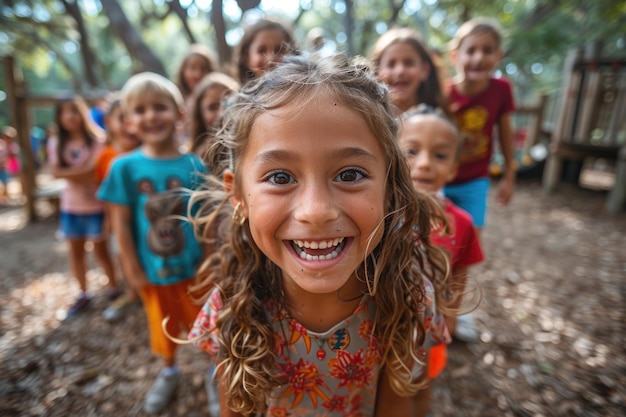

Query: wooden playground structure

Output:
[3, 55, 68, 221]
[542, 42, 626, 214]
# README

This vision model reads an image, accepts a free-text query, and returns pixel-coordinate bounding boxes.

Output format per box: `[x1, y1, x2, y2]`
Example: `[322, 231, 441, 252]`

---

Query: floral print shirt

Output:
[189, 277, 450, 417]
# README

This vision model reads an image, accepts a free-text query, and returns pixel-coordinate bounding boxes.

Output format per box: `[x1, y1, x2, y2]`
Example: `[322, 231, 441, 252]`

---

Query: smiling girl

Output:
[371, 27, 446, 116]
[187, 55, 452, 416]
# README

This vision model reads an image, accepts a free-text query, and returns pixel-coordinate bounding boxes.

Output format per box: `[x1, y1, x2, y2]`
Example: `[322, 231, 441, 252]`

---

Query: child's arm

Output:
[496, 112, 516, 205]
[374, 369, 413, 417]
[49, 152, 99, 182]
[217, 366, 246, 417]
[109, 203, 149, 290]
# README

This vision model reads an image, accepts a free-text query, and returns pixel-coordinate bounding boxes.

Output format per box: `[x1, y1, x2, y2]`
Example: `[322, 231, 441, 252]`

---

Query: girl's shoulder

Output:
[189, 288, 223, 355]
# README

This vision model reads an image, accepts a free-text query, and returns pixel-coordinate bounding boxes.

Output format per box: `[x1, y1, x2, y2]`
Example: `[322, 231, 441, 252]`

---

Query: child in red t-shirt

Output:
[399, 105, 484, 416]
[446, 17, 516, 228]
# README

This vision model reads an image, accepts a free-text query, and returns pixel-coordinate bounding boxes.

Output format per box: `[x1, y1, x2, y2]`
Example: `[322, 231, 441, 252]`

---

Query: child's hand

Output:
[497, 173, 515, 205]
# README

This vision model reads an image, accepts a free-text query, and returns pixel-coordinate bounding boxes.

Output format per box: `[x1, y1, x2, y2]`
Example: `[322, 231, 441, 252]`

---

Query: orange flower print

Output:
[328, 349, 373, 390]
[278, 359, 330, 408]
[288, 319, 312, 353]
[267, 406, 289, 417]
[358, 319, 373, 341]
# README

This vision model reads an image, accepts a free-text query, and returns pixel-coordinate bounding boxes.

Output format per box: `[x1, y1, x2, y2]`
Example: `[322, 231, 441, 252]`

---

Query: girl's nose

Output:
[293, 181, 340, 225]
[393, 63, 406, 75]
[416, 152, 431, 170]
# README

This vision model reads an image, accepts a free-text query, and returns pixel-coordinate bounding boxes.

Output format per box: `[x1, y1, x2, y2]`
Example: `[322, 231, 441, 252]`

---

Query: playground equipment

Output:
[542, 42, 626, 214]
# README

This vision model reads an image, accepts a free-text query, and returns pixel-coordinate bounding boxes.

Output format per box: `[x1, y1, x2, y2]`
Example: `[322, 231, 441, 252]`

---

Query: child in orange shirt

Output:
[95, 97, 142, 321]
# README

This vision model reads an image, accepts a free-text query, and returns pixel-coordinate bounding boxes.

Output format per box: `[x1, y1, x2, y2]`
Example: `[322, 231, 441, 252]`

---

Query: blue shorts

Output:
[444, 177, 490, 228]
[0, 170, 8, 186]
[59, 212, 105, 240]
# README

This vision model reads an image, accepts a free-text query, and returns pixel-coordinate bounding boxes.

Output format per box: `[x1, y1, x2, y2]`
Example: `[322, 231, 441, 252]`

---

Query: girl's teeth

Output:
[292, 238, 346, 261]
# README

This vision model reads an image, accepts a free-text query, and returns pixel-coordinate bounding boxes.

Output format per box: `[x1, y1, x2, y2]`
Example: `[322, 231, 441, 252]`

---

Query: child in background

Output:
[398, 106, 484, 413]
[187, 72, 240, 170]
[233, 17, 298, 85]
[98, 72, 207, 414]
[95, 97, 142, 321]
[0, 126, 19, 202]
[174, 44, 217, 105]
[175, 44, 217, 149]
[446, 17, 516, 219]
[47, 96, 120, 317]
[371, 28, 446, 115]
[188, 55, 451, 416]
[94, 97, 141, 183]
[446, 17, 515, 340]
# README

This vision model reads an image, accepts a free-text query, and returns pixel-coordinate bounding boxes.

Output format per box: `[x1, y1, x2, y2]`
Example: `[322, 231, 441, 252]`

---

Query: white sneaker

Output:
[454, 313, 480, 343]
[143, 370, 180, 414]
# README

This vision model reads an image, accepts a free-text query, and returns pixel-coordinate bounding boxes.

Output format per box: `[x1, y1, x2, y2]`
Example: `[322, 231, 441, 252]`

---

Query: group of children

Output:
[46, 15, 515, 416]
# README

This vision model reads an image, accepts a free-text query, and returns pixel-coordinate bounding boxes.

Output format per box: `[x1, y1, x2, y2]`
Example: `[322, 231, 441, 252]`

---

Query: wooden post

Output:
[606, 146, 626, 214]
[574, 41, 603, 143]
[542, 48, 583, 193]
[3, 55, 37, 221]
[522, 94, 549, 153]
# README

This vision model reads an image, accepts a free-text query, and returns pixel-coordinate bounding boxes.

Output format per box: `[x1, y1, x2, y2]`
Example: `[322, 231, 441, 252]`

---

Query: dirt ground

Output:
[0, 178, 624, 417]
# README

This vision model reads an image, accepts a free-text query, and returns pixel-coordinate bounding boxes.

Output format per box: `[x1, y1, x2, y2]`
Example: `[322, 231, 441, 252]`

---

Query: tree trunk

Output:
[211, 0, 231, 69]
[100, 0, 167, 75]
[169, 1, 197, 44]
[61, 0, 99, 87]
[389, 0, 406, 26]
[343, 0, 354, 57]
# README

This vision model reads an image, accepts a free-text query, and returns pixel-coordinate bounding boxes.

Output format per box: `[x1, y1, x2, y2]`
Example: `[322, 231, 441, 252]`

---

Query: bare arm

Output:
[49, 148, 100, 182]
[109, 203, 149, 290]
[496, 112, 516, 205]
[374, 369, 413, 417]
[217, 367, 245, 417]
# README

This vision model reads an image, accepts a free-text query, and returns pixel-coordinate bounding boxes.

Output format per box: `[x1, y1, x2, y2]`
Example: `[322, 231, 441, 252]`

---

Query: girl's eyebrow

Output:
[255, 147, 379, 165]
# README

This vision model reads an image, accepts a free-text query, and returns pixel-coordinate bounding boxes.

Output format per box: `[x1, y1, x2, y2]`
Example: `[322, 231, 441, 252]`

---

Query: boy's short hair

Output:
[402, 104, 464, 159]
[121, 72, 184, 112]
[449, 17, 503, 51]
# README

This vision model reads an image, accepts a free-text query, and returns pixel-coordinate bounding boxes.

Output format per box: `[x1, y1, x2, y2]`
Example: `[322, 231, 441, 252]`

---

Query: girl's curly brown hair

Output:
[190, 54, 450, 415]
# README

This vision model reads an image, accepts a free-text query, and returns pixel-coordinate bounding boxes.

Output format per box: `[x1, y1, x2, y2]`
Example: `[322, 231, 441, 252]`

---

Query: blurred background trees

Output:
[0, 0, 625, 127]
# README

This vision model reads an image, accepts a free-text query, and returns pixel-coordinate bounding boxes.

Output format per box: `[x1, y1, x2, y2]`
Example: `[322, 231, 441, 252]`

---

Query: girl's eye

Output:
[266, 171, 295, 185]
[403, 148, 418, 157]
[335, 168, 366, 183]
[435, 152, 450, 160]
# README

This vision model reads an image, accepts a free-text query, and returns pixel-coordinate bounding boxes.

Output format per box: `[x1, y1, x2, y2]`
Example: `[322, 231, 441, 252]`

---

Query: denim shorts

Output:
[0, 170, 8, 186]
[444, 177, 490, 228]
[58, 212, 105, 240]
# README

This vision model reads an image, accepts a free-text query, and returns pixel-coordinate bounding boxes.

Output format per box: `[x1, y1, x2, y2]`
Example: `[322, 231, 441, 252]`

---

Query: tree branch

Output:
[60, 0, 100, 87]
[168, 1, 197, 44]
[100, 0, 167, 75]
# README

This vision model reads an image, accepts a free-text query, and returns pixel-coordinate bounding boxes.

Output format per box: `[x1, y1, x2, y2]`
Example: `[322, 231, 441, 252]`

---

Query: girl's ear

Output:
[223, 169, 247, 215]
[223, 169, 235, 194]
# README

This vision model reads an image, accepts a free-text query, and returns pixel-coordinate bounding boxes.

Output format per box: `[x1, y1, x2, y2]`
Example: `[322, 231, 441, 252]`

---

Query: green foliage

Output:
[0, 0, 624, 124]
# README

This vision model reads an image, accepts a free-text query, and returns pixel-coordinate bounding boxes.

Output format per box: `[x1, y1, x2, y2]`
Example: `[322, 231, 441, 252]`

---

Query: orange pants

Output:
[140, 280, 201, 361]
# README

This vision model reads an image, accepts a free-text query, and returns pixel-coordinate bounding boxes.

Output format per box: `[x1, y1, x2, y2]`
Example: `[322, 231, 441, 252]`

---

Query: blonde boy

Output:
[98, 73, 207, 414]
